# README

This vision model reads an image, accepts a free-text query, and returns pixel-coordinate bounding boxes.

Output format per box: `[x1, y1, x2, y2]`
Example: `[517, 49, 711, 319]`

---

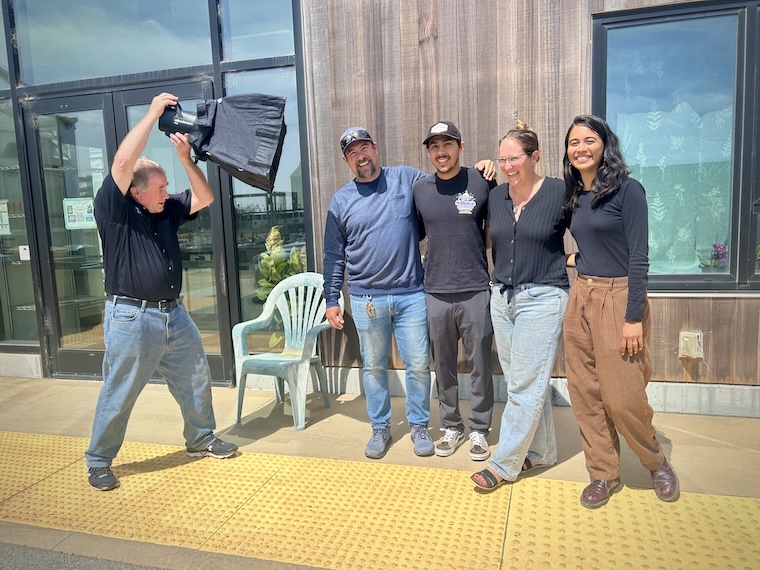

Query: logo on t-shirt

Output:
[455, 190, 476, 214]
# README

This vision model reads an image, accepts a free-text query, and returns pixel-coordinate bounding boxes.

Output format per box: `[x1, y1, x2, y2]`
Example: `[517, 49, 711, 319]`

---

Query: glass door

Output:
[25, 81, 230, 380]
[24, 94, 113, 374]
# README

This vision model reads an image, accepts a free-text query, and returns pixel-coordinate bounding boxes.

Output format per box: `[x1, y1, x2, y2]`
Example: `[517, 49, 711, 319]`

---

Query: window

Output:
[13, 0, 211, 85]
[0, 8, 9, 90]
[225, 68, 305, 321]
[594, 1, 759, 288]
[220, 0, 294, 61]
[0, 99, 37, 342]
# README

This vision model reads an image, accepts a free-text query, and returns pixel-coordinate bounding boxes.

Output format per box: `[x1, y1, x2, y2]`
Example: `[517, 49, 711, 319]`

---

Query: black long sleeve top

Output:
[570, 178, 649, 321]
[488, 177, 571, 293]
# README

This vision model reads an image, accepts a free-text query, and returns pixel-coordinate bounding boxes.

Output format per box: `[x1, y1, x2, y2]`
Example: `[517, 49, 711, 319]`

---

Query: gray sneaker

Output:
[88, 466, 119, 491]
[435, 427, 465, 457]
[410, 424, 434, 456]
[187, 437, 238, 458]
[469, 431, 491, 461]
[365, 428, 392, 459]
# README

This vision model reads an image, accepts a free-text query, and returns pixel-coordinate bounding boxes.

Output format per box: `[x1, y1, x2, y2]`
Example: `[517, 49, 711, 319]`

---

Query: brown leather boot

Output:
[580, 478, 623, 509]
[651, 456, 680, 502]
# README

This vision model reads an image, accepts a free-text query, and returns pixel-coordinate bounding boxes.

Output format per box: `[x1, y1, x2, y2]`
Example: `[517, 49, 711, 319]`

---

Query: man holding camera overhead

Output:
[85, 92, 237, 492]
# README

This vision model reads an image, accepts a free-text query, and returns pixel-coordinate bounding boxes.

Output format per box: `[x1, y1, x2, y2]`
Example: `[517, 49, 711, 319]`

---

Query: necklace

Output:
[510, 177, 544, 216]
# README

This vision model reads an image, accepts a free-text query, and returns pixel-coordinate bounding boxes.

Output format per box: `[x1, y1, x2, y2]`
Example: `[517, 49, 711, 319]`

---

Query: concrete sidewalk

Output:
[1, 376, 759, 569]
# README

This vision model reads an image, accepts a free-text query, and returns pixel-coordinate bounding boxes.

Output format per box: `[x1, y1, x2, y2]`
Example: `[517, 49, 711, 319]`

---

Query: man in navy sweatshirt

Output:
[323, 127, 434, 459]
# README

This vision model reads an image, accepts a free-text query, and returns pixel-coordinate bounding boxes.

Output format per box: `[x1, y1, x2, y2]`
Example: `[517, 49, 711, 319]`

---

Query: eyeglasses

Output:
[496, 153, 528, 166]
[340, 129, 373, 154]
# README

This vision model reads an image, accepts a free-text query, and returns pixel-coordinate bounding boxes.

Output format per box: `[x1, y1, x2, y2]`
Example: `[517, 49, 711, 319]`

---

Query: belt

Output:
[112, 295, 180, 312]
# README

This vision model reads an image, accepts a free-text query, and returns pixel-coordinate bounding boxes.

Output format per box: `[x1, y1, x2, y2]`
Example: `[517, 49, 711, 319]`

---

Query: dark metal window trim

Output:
[592, 0, 760, 293]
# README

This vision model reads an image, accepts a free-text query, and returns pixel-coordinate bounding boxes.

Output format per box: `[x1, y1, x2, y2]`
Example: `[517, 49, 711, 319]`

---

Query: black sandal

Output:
[521, 458, 553, 474]
[471, 468, 509, 491]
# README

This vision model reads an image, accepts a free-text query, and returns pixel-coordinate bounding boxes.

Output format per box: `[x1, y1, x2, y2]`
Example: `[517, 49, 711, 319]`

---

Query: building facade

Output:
[0, 0, 310, 383]
[1, 1, 758, 413]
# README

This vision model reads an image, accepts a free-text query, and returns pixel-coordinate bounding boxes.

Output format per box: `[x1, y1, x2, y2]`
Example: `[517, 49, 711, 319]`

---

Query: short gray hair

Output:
[131, 157, 165, 191]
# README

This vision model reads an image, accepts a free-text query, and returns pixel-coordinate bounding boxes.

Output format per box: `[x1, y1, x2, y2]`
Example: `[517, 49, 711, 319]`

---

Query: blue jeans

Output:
[489, 283, 568, 481]
[85, 299, 216, 467]
[350, 292, 431, 429]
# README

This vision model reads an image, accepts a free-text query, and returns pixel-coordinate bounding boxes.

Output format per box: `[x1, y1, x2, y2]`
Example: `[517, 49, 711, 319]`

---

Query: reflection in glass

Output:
[756, 219, 760, 274]
[605, 15, 737, 275]
[126, 104, 220, 353]
[0, 9, 9, 89]
[15, 0, 211, 85]
[220, 0, 294, 61]
[0, 100, 37, 343]
[225, 69, 305, 325]
[38, 110, 107, 348]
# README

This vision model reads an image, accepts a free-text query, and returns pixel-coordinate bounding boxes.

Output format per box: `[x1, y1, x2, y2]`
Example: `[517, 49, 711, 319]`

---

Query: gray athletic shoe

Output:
[365, 428, 392, 459]
[410, 424, 434, 456]
[88, 466, 119, 491]
[187, 437, 238, 458]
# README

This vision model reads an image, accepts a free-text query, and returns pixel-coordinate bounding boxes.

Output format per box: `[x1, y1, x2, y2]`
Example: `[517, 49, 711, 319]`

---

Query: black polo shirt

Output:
[94, 173, 195, 301]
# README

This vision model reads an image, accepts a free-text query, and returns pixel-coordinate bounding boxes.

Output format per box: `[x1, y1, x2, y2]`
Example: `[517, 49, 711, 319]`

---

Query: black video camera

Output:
[158, 103, 198, 135]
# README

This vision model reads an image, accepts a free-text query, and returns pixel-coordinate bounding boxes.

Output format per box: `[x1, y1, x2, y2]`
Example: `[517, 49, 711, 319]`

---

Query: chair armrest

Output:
[232, 311, 277, 358]
[301, 321, 331, 358]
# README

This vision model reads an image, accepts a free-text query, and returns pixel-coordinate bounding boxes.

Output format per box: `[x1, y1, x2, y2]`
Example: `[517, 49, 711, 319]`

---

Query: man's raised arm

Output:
[111, 92, 178, 194]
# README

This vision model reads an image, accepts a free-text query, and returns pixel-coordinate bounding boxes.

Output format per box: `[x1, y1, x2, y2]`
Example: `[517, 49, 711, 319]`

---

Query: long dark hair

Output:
[563, 115, 630, 209]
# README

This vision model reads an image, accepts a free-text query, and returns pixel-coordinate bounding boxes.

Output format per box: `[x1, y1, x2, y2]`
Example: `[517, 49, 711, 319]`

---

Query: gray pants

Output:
[426, 290, 494, 433]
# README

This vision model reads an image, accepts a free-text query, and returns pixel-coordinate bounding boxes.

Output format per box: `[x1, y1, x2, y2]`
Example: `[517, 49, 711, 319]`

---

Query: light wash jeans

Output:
[350, 292, 431, 429]
[85, 299, 216, 467]
[489, 283, 568, 481]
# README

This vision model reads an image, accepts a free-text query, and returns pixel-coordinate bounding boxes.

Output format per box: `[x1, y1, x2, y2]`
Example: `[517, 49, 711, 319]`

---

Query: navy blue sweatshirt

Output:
[323, 166, 426, 307]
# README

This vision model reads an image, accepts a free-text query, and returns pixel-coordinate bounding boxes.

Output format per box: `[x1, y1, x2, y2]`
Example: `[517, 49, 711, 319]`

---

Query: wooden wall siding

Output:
[300, 0, 750, 384]
[647, 297, 760, 385]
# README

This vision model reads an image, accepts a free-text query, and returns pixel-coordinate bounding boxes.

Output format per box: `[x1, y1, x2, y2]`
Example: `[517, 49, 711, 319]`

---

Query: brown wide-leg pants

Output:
[563, 274, 664, 480]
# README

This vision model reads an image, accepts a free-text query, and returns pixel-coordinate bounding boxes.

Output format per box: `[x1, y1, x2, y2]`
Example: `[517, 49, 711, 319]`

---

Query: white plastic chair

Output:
[232, 272, 343, 430]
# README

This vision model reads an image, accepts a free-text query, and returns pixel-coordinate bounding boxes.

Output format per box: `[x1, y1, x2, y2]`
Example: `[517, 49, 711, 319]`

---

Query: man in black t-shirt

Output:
[84, 93, 237, 492]
[413, 121, 496, 461]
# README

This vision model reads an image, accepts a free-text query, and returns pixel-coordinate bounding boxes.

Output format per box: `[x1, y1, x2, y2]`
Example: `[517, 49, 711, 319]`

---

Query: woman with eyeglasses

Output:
[471, 121, 571, 491]
[562, 114, 678, 509]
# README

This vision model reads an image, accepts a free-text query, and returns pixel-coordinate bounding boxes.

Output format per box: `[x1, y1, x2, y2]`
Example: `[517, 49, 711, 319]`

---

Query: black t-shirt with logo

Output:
[413, 167, 494, 293]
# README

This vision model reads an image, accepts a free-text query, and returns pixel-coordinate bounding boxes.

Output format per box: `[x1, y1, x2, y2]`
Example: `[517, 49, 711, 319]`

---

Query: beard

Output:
[356, 161, 378, 181]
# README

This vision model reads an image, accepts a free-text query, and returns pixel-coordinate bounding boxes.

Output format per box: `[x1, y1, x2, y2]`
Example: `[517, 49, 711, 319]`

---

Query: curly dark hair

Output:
[563, 115, 630, 210]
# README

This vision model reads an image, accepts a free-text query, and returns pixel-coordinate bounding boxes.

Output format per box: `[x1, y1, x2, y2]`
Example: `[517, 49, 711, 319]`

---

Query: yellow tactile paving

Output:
[0, 431, 86, 500]
[0, 433, 291, 548]
[1, 430, 759, 570]
[504, 479, 760, 570]
[201, 457, 509, 568]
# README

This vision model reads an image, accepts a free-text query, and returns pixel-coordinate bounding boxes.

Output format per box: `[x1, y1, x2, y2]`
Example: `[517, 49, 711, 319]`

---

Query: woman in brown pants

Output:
[562, 115, 679, 509]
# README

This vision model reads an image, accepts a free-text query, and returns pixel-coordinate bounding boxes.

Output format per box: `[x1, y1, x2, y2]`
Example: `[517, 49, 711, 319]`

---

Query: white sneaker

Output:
[435, 427, 464, 457]
[469, 431, 490, 461]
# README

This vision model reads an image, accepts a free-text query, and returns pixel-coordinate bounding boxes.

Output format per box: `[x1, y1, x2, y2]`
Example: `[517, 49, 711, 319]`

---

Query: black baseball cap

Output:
[423, 121, 462, 146]
[339, 127, 374, 155]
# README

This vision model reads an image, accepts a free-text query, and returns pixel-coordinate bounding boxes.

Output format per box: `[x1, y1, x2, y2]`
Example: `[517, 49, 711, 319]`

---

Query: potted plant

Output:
[698, 237, 727, 272]
[254, 225, 308, 348]
[255, 225, 307, 302]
